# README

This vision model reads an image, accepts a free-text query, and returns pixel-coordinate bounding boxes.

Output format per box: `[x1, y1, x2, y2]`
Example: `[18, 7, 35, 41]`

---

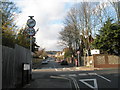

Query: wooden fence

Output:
[2, 44, 31, 88]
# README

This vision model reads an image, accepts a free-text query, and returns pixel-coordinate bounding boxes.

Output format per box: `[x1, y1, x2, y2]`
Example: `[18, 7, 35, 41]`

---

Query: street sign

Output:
[27, 28, 35, 36]
[27, 18, 36, 27]
[24, 64, 30, 70]
[91, 49, 100, 55]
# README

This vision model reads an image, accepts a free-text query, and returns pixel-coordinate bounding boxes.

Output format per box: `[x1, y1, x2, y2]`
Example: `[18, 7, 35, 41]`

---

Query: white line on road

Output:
[52, 63, 58, 71]
[68, 74, 77, 77]
[59, 75, 66, 77]
[88, 73, 97, 75]
[69, 77, 80, 90]
[78, 73, 88, 76]
[88, 73, 111, 82]
[96, 74, 111, 82]
[79, 78, 98, 90]
[55, 68, 58, 71]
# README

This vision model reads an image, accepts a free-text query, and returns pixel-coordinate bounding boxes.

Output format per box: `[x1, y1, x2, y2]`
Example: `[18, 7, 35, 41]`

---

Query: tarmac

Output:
[24, 66, 120, 89]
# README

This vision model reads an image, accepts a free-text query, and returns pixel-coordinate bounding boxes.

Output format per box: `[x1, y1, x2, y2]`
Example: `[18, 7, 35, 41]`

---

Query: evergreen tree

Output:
[92, 18, 120, 55]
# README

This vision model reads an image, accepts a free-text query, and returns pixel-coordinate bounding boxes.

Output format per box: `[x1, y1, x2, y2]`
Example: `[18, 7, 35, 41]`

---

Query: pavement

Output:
[32, 65, 120, 72]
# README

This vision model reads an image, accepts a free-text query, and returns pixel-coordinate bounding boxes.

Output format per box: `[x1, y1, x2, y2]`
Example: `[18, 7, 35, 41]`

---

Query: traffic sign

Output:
[27, 18, 36, 27]
[27, 28, 35, 36]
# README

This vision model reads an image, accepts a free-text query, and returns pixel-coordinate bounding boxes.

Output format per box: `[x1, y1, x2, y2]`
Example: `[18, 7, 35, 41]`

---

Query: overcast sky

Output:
[12, 0, 117, 51]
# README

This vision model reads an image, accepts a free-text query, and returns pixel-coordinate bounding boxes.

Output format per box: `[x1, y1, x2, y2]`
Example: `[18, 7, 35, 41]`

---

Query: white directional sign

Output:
[79, 79, 98, 90]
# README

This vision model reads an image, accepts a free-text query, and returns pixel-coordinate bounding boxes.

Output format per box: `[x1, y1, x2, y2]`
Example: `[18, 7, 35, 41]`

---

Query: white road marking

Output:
[55, 68, 58, 71]
[88, 73, 97, 75]
[52, 63, 58, 71]
[79, 78, 98, 90]
[69, 77, 80, 90]
[88, 73, 111, 82]
[68, 74, 77, 77]
[78, 73, 88, 76]
[59, 75, 66, 77]
[63, 68, 65, 71]
[50, 76, 72, 88]
[96, 74, 111, 82]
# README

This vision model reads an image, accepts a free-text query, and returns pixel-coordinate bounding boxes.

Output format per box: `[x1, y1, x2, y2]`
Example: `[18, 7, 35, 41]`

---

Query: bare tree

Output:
[109, 0, 120, 22]
[59, 6, 80, 54]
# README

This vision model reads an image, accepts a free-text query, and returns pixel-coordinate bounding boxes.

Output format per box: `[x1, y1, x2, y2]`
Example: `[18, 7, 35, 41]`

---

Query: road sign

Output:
[27, 28, 35, 36]
[91, 49, 100, 55]
[27, 18, 36, 27]
[24, 64, 30, 70]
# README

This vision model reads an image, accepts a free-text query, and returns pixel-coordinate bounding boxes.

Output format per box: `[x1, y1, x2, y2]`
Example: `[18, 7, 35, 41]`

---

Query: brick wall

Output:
[93, 54, 120, 68]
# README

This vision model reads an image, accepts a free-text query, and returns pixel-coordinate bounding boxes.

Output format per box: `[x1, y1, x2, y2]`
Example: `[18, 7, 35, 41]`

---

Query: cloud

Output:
[13, 0, 73, 51]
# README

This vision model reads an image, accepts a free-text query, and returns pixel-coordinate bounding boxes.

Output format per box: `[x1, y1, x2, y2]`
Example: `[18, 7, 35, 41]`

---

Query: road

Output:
[24, 57, 120, 90]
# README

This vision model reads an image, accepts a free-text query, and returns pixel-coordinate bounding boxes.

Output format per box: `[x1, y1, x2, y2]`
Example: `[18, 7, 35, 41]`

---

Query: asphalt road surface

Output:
[24, 57, 120, 90]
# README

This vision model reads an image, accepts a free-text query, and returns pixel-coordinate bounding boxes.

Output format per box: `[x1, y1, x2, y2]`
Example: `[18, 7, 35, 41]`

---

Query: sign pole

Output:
[78, 53, 80, 66]
[77, 51, 80, 67]
[27, 16, 36, 80]
[30, 36, 32, 80]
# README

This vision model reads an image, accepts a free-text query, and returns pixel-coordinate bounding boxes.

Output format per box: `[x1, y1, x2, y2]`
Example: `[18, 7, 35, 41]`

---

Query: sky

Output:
[12, 0, 76, 51]
[11, 0, 118, 51]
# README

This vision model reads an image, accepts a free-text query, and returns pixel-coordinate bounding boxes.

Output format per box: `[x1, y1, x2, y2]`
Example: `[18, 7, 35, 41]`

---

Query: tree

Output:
[59, 7, 80, 57]
[64, 48, 72, 59]
[1, 0, 20, 48]
[16, 27, 30, 49]
[92, 18, 120, 55]
[109, 0, 120, 22]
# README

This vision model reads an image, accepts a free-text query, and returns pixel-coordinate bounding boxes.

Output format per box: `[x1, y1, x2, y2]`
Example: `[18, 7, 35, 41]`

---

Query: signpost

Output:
[77, 51, 80, 67]
[26, 16, 36, 80]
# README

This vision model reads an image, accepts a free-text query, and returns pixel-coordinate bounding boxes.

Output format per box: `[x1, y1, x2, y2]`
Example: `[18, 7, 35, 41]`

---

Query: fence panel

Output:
[2, 45, 31, 88]
[2, 46, 15, 88]
[0, 45, 2, 90]
[14, 44, 31, 87]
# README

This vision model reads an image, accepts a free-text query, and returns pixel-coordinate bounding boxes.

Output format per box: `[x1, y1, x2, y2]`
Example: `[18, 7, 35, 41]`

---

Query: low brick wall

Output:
[93, 54, 120, 68]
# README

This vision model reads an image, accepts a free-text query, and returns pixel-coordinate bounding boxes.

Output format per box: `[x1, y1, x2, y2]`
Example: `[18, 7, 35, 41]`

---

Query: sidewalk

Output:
[74, 66, 120, 71]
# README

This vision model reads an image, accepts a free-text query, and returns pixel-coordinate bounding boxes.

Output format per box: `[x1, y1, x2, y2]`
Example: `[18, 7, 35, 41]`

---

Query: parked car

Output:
[46, 59, 50, 62]
[60, 60, 68, 65]
[42, 60, 48, 64]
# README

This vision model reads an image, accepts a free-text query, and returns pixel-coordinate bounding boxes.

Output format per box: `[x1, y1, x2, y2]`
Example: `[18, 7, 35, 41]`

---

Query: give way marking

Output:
[79, 78, 98, 90]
